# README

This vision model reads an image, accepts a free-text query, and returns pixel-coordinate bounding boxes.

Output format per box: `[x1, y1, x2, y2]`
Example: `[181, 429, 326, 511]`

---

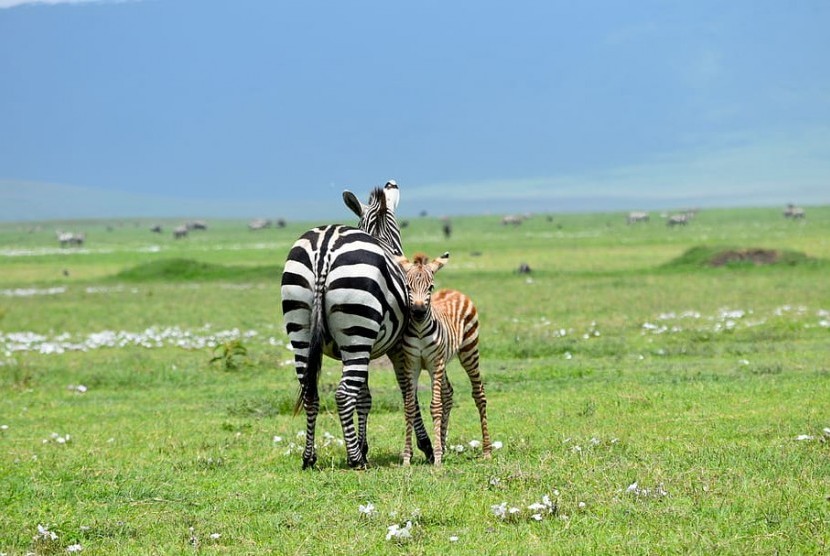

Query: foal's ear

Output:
[395, 255, 413, 273]
[429, 251, 450, 273]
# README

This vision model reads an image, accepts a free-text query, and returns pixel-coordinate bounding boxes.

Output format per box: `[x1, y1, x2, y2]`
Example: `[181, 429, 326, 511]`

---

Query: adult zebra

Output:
[281, 181, 426, 469]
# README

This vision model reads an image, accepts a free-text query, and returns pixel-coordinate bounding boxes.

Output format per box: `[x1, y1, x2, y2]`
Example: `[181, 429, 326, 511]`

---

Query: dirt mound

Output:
[709, 248, 781, 267]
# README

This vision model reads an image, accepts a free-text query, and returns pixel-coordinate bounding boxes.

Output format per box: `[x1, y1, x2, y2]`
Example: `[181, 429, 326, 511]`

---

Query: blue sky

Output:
[1, 0, 828, 221]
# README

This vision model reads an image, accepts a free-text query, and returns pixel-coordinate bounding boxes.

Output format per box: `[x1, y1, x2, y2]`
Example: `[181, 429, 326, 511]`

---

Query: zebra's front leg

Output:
[430, 359, 446, 466]
[410, 374, 435, 463]
[390, 347, 433, 463]
[401, 372, 419, 466]
[356, 382, 372, 460]
[336, 363, 368, 469]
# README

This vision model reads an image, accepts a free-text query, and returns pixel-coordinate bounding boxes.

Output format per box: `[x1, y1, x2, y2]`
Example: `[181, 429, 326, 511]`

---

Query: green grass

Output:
[1, 206, 830, 554]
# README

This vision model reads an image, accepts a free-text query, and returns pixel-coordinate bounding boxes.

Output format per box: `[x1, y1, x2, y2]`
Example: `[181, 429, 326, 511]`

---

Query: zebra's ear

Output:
[430, 252, 449, 272]
[343, 190, 365, 218]
[383, 181, 400, 213]
[395, 255, 412, 272]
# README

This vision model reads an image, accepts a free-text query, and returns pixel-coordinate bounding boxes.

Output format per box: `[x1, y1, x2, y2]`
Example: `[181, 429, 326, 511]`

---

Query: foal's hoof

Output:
[417, 440, 434, 464]
[360, 439, 369, 459]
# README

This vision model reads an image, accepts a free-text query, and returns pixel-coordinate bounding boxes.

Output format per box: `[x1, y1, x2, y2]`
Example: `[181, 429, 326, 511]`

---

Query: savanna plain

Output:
[1, 206, 829, 554]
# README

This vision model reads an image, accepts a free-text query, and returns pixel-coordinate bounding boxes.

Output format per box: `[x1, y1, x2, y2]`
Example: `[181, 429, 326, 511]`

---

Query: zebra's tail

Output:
[294, 285, 325, 416]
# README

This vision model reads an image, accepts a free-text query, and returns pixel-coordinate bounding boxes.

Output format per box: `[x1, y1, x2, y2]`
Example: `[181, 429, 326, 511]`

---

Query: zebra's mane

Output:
[367, 187, 387, 213]
[361, 186, 403, 257]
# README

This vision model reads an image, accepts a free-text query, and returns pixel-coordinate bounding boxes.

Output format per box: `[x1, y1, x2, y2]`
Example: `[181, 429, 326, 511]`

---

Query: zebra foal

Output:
[280, 181, 417, 469]
[396, 252, 491, 466]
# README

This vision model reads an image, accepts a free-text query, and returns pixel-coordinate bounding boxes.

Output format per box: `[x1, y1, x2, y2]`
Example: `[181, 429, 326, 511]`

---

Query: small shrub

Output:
[210, 340, 249, 371]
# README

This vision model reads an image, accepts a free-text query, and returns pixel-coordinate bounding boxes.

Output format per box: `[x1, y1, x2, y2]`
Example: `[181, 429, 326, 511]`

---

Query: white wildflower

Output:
[531, 513, 543, 521]
[626, 481, 639, 493]
[796, 435, 815, 441]
[489, 477, 501, 487]
[468, 439, 481, 449]
[578, 501, 587, 509]
[34, 524, 58, 541]
[491, 502, 508, 519]
[66, 544, 83, 553]
[492, 440, 503, 450]
[209, 533, 221, 540]
[385, 521, 413, 541]
[451, 444, 464, 453]
[358, 502, 377, 516]
[449, 535, 459, 542]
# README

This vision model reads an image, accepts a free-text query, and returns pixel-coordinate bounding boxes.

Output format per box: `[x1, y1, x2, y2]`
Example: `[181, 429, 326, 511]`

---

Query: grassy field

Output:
[1, 206, 829, 554]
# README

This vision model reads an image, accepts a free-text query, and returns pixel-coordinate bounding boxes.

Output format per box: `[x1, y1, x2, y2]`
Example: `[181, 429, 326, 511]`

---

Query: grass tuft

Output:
[113, 258, 280, 282]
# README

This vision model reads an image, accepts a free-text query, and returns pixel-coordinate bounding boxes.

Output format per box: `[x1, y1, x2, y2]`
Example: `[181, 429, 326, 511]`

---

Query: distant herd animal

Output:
[783, 204, 806, 220]
[55, 231, 85, 247]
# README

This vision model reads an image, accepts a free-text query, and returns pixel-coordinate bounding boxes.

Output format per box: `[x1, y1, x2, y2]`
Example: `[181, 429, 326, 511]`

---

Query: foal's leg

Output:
[430, 357, 446, 466]
[460, 342, 491, 457]
[389, 347, 433, 463]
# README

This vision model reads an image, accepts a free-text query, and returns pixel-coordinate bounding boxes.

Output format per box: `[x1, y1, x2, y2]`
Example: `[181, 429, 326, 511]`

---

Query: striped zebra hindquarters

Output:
[280, 182, 413, 469]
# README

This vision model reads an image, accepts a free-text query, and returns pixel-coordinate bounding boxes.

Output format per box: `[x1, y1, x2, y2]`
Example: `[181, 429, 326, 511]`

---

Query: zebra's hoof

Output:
[417, 440, 434, 463]
[360, 440, 369, 459]
[348, 456, 368, 470]
[302, 455, 317, 470]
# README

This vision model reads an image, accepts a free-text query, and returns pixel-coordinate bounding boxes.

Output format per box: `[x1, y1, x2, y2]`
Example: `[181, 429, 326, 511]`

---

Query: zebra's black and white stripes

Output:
[280, 181, 418, 469]
[396, 252, 491, 466]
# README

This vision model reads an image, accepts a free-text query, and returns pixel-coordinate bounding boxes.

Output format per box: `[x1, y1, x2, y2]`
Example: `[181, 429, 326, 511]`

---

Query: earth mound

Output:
[665, 246, 818, 269]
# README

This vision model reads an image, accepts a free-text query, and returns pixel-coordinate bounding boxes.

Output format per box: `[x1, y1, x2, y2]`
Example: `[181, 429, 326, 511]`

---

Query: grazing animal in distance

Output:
[248, 218, 272, 231]
[396, 251, 491, 466]
[783, 204, 806, 219]
[667, 213, 689, 227]
[281, 180, 420, 469]
[187, 220, 208, 231]
[627, 211, 650, 224]
[56, 231, 85, 247]
[173, 225, 188, 239]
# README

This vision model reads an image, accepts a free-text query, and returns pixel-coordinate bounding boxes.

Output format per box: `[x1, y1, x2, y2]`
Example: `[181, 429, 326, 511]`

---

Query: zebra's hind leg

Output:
[460, 345, 491, 458]
[356, 382, 372, 460]
[301, 390, 319, 470]
[336, 358, 369, 469]
[439, 374, 454, 459]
